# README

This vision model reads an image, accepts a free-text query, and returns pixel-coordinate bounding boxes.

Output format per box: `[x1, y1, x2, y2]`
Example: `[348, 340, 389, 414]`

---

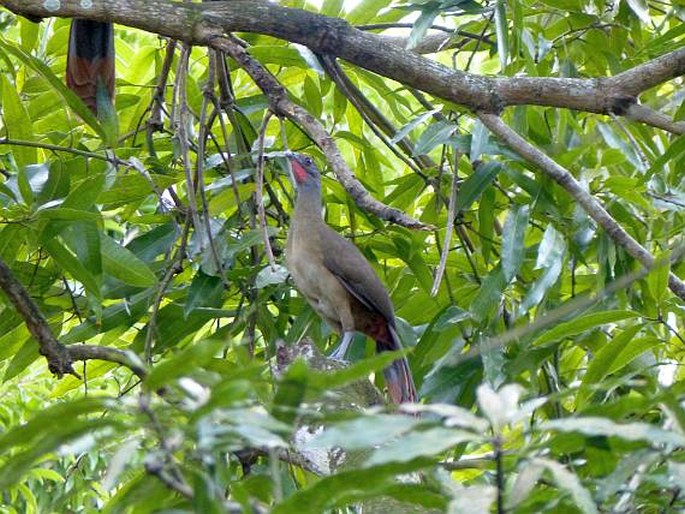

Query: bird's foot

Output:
[328, 345, 349, 362]
[328, 332, 354, 362]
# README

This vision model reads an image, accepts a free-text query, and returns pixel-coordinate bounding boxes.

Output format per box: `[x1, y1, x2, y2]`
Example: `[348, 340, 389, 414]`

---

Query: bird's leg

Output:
[329, 331, 354, 361]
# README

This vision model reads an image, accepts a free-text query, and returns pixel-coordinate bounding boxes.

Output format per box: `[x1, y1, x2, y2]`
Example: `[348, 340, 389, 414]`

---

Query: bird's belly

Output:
[287, 252, 351, 331]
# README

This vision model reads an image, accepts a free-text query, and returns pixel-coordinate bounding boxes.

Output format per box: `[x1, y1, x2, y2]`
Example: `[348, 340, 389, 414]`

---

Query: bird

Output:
[285, 153, 418, 404]
[66, 19, 115, 117]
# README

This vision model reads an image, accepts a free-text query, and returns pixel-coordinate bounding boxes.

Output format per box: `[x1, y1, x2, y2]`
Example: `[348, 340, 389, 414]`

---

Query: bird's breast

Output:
[286, 237, 354, 330]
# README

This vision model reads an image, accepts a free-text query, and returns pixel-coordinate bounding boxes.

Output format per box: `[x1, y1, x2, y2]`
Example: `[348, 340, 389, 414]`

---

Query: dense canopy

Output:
[0, 0, 684, 512]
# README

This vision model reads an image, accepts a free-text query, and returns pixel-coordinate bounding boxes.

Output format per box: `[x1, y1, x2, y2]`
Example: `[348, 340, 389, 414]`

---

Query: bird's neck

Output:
[294, 181, 323, 224]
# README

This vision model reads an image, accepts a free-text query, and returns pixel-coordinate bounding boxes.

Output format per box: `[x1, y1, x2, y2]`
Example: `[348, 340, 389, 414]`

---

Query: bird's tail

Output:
[67, 20, 115, 116]
[383, 355, 418, 404]
[380, 325, 418, 404]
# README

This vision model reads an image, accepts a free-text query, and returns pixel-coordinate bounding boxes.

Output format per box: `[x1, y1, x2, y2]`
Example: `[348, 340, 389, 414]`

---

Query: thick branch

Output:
[0, 257, 147, 378]
[477, 113, 685, 302]
[0, 257, 76, 377]
[2, 0, 684, 119]
[608, 49, 685, 96]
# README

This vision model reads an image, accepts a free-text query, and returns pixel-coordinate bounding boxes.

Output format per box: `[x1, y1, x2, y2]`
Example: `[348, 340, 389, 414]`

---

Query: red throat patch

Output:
[291, 160, 308, 184]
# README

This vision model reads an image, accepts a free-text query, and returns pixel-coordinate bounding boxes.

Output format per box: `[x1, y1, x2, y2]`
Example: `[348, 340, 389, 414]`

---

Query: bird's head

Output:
[287, 153, 320, 187]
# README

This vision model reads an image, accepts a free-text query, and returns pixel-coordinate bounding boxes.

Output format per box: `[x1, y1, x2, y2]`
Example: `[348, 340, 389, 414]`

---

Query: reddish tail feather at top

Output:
[66, 20, 115, 116]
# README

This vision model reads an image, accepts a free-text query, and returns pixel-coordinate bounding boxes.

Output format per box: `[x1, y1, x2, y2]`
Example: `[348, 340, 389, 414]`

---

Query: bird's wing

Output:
[319, 225, 395, 323]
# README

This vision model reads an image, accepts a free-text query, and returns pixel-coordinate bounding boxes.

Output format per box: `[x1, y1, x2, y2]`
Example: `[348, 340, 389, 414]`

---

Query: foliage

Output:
[0, 0, 684, 512]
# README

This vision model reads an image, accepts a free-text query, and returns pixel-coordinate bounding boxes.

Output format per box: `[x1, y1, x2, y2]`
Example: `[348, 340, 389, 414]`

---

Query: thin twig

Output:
[494, 436, 504, 514]
[609, 112, 650, 170]
[197, 50, 230, 286]
[0, 137, 119, 163]
[431, 167, 458, 296]
[175, 44, 204, 249]
[255, 111, 277, 270]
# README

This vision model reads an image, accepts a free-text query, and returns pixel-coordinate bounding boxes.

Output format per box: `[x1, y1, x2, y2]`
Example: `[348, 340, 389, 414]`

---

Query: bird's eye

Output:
[304, 157, 313, 166]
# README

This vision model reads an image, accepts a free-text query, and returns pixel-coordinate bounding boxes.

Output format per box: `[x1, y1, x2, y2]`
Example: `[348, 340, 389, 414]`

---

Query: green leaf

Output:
[413, 121, 457, 156]
[1, 74, 36, 170]
[469, 120, 490, 162]
[647, 250, 670, 305]
[125, 222, 180, 261]
[184, 269, 225, 318]
[247, 46, 308, 68]
[321, 0, 344, 17]
[346, 0, 389, 24]
[35, 207, 101, 222]
[0, 417, 116, 491]
[140, 304, 235, 354]
[470, 267, 507, 323]
[532, 310, 639, 347]
[62, 173, 106, 211]
[0, 397, 109, 453]
[626, 0, 650, 23]
[36, 161, 70, 205]
[494, 0, 509, 71]
[100, 235, 157, 288]
[61, 290, 153, 344]
[519, 224, 565, 313]
[407, 8, 438, 50]
[303, 75, 323, 117]
[501, 205, 529, 282]
[272, 461, 425, 514]
[577, 325, 641, 409]
[255, 264, 289, 288]
[19, 18, 39, 52]
[309, 414, 421, 451]
[308, 350, 407, 392]
[605, 335, 659, 376]
[0, 397, 115, 490]
[272, 359, 308, 425]
[0, 224, 24, 261]
[145, 339, 226, 391]
[543, 417, 685, 446]
[3, 338, 39, 382]
[645, 135, 685, 179]
[17, 163, 48, 205]
[531, 458, 598, 514]
[457, 161, 501, 212]
[332, 85, 348, 124]
[44, 237, 101, 298]
[97, 173, 177, 206]
[367, 427, 477, 466]
[391, 108, 441, 144]
[294, 45, 324, 75]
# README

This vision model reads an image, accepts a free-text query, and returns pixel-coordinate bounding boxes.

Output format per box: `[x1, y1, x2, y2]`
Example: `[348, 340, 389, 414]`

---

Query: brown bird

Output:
[66, 20, 115, 116]
[285, 153, 418, 404]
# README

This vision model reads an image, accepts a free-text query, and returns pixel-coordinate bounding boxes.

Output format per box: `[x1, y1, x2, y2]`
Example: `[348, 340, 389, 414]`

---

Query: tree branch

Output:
[2, 0, 683, 122]
[625, 104, 685, 135]
[477, 113, 685, 302]
[0, 256, 147, 378]
[0, 257, 76, 377]
[210, 34, 429, 229]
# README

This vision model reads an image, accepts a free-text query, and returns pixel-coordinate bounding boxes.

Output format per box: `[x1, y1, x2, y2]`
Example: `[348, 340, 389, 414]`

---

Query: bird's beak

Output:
[259, 151, 299, 187]
[282, 152, 297, 187]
